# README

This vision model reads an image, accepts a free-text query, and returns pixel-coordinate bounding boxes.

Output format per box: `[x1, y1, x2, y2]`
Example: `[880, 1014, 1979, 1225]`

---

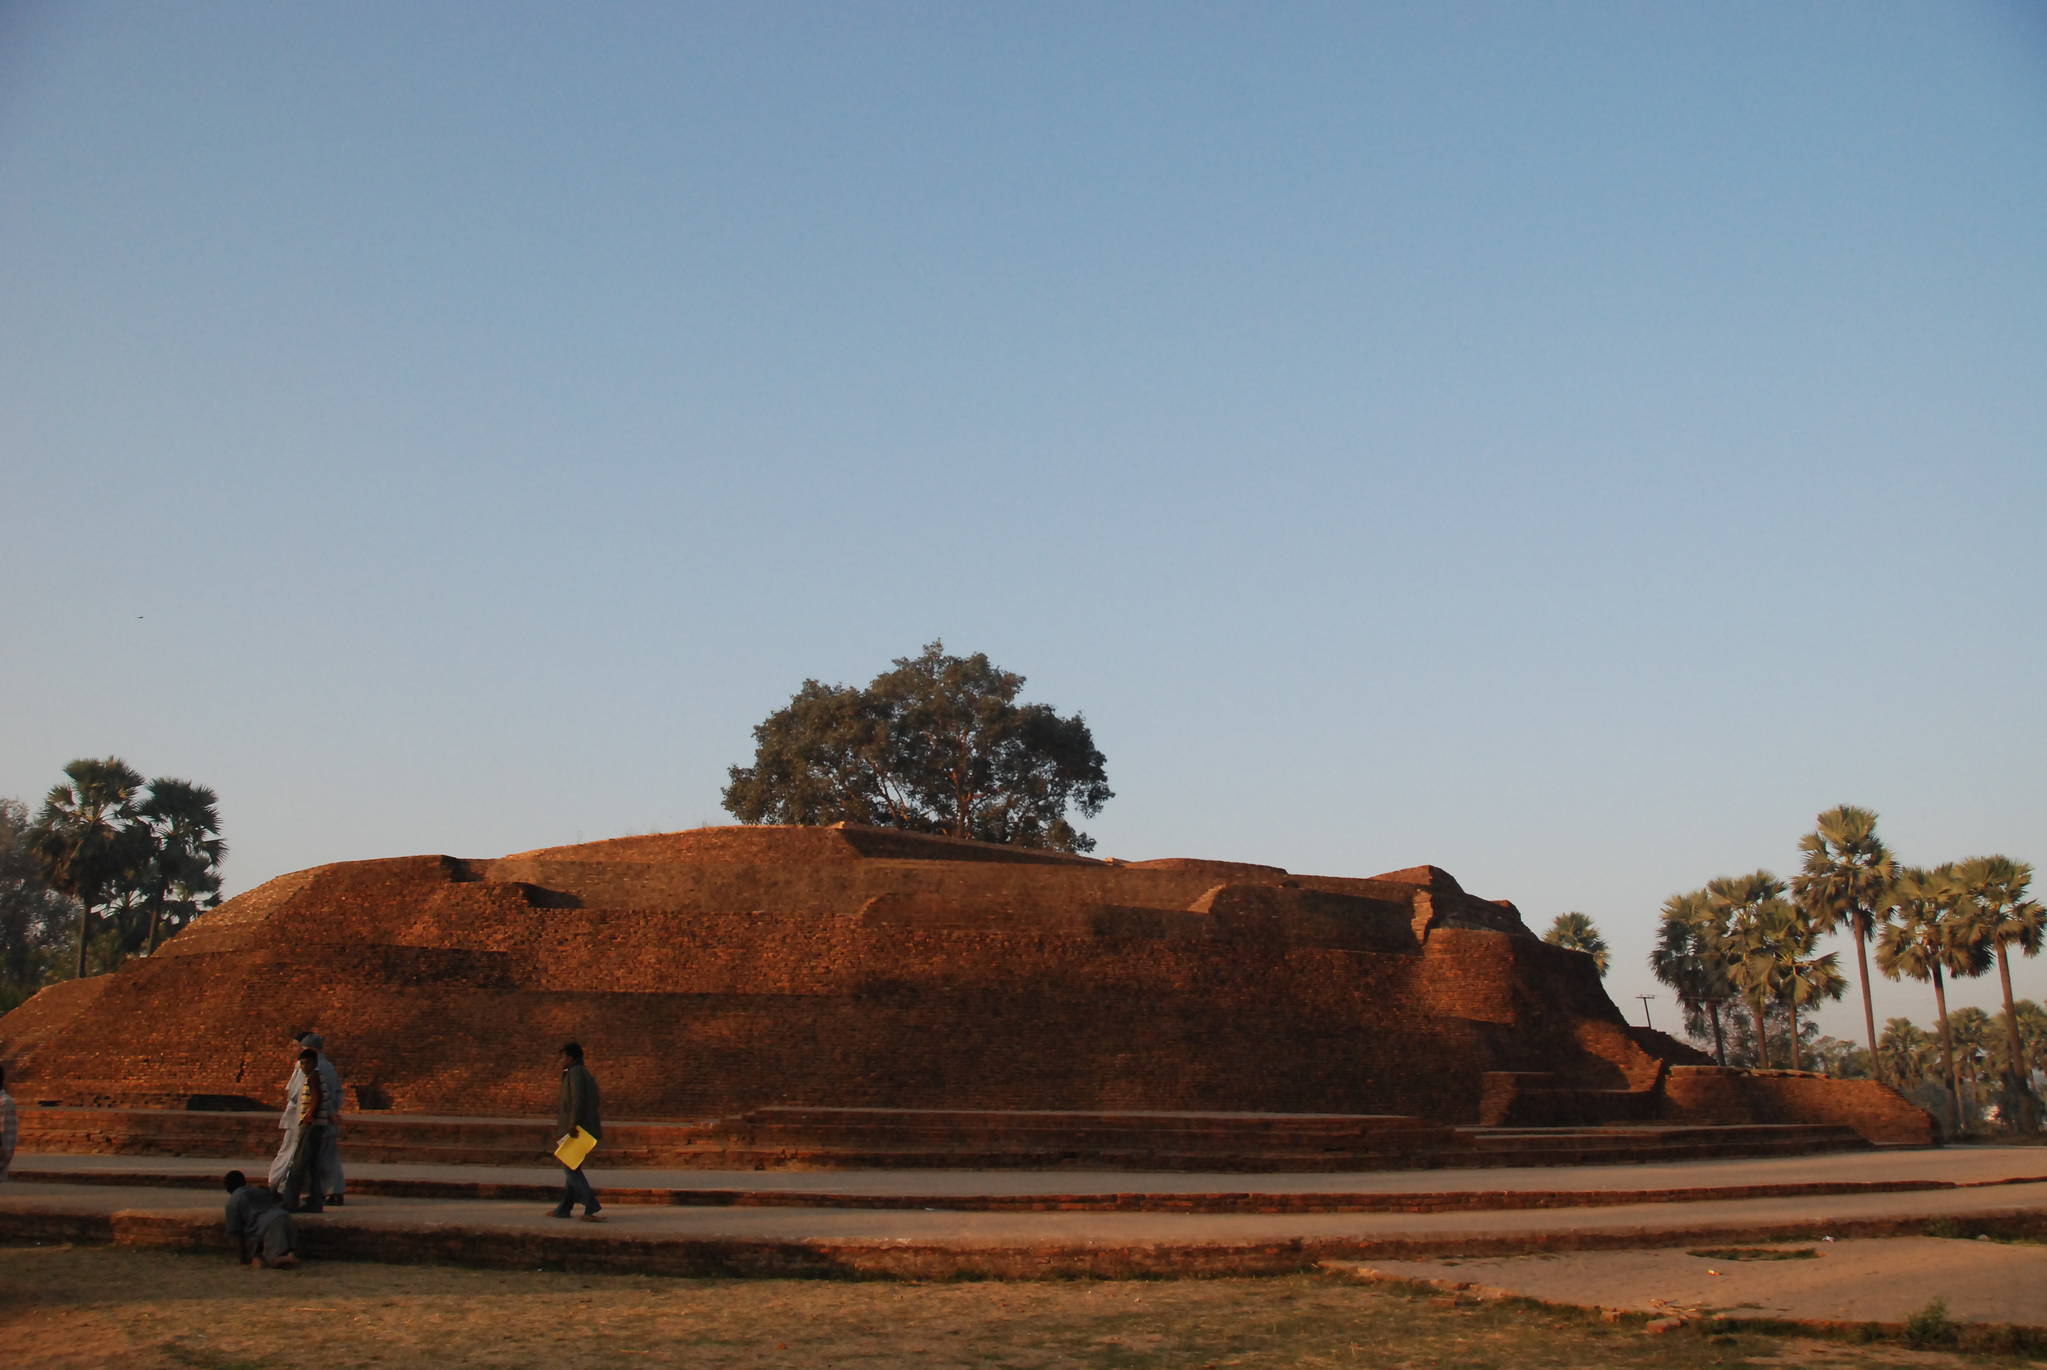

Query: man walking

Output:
[301, 1033, 346, 1206]
[280, 1048, 331, 1213]
[266, 1035, 304, 1192]
[551, 1041, 603, 1221]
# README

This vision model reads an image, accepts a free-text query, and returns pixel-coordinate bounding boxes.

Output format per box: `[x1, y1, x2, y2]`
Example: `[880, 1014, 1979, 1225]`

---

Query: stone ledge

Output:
[18, 1165, 2034, 1215]
[8, 1201, 2047, 1281]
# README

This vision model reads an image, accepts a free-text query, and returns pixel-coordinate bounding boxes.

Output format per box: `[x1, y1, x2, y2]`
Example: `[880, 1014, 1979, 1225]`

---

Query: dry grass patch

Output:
[0, 1244, 2034, 1370]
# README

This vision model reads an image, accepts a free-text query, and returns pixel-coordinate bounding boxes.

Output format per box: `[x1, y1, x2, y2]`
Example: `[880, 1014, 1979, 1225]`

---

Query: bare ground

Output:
[3, 1244, 2040, 1370]
[1340, 1237, 2047, 1326]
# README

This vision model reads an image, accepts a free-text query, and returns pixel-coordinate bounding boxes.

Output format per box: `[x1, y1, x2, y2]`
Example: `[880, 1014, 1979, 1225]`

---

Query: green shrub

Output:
[1904, 1298, 1958, 1348]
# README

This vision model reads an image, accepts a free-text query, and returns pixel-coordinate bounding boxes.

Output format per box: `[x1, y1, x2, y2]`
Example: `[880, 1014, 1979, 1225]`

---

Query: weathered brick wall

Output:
[1662, 1067, 1935, 1145]
[0, 825, 1661, 1124]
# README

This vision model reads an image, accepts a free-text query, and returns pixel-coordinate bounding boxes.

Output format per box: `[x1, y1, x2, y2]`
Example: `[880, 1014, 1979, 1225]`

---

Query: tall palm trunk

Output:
[1709, 1003, 1726, 1066]
[1789, 996, 1802, 1072]
[1749, 995, 1770, 1070]
[73, 899, 91, 980]
[1995, 950, 2040, 1133]
[1932, 965, 1961, 1136]
[1852, 918, 1880, 1083]
[141, 868, 166, 955]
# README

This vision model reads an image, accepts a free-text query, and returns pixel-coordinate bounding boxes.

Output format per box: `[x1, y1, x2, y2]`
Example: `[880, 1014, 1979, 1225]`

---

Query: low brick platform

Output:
[7, 1161, 2007, 1215]
[4, 1148, 2045, 1280]
[16, 1105, 1878, 1173]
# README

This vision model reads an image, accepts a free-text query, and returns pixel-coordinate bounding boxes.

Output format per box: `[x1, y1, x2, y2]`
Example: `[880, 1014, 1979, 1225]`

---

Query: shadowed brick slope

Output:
[0, 825, 1930, 1146]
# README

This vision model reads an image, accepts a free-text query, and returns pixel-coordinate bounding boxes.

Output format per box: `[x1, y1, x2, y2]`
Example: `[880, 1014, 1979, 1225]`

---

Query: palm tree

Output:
[1877, 865, 1991, 1136]
[1542, 912, 1610, 974]
[33, 757, 145, 979]
[1952, 855, 2045, 1131]
[1878, 1017, 1935, 1092]
[1650, 890, 1735, 1063]
[134, 779, 226, 953]
[1948, 1006, 1995, 1094]
[1708, 871, 1795, 1069]
[1790, 806, 1894, 1081]
[1770, 906, 1848, 1072]
[1947, 1004, 2007, 1127]
[2013, 1000, 2047, 1086]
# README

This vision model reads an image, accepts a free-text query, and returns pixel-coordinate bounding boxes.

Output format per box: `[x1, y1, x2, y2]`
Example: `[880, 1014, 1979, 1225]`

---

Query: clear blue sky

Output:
[5, 2, 2043, 1040]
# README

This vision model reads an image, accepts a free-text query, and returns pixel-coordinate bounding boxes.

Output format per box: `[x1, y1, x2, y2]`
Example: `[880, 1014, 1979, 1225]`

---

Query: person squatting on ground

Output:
[267, 1032, 345, 1205]
[551, 1041, 603, 1221]
[281, 1048, 332, 1213]
[0, 1064, 16, 1183]
[223, 1169, 300, 1268]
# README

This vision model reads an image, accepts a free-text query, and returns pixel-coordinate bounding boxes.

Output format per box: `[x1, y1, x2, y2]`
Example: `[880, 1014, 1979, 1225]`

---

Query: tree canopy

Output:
[1790, 804, 1893, 1078]
[722, 642, 1113, 853]
[27, 757, 226, 983]
[1541, 911, 1610, 974]
[1649, 888, 1735, 1064]
[0, 799, 71, 1011]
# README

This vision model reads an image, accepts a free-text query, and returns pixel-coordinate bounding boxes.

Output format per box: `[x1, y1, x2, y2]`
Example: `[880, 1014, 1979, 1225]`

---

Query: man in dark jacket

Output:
[551, 1041, 603, 1220]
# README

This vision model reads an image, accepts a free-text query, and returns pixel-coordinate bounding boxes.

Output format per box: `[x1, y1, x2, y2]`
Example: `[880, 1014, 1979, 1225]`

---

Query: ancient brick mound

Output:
[0, 825, 1931, 1148]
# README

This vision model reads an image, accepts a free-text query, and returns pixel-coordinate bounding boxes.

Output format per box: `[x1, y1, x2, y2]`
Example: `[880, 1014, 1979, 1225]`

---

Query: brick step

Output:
[1475, 1121, 1863, 1139]
[16, 1108, 728, 1153]
[1450, 1138, 1870, 1168]
[15, 1107, 1877, 1173]
[1445, 1146, 1866, 1170]
[690, 1148, 1432, 1173]
[719, 1107, 1453, 1159]
[737, 1107, 1442, 1137]
[10, 1165, 1962, 1215]
[725, 1124, 1445, 1153]
[1467, 1124, 1866, 1151]
[1492, 1091, 1665, 1125]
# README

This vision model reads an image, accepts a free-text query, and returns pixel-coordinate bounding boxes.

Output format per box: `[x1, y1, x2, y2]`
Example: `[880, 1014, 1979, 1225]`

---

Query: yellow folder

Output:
[553, 1125, 597, 1169]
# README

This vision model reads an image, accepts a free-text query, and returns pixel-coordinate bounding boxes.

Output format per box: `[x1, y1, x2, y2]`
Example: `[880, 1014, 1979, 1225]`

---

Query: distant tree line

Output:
[0, 757, 225, 1012]
[1647, 805, 2042, 1135]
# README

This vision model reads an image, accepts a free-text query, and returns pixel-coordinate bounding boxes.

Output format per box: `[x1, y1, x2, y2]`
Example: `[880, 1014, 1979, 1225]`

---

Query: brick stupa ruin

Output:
[0, 824, 1930, 1163]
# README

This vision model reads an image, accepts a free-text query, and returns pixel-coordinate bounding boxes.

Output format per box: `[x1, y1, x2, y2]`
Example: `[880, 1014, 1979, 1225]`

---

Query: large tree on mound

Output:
[723, 642, 1112, 853]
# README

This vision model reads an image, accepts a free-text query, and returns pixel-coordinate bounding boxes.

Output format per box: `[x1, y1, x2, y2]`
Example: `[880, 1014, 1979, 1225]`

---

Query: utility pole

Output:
[1636, 994, 1656, 1030]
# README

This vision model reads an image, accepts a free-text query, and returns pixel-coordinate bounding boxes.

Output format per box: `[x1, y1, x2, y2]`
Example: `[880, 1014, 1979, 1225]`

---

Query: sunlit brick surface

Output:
[0, 825, 1930, 1149]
